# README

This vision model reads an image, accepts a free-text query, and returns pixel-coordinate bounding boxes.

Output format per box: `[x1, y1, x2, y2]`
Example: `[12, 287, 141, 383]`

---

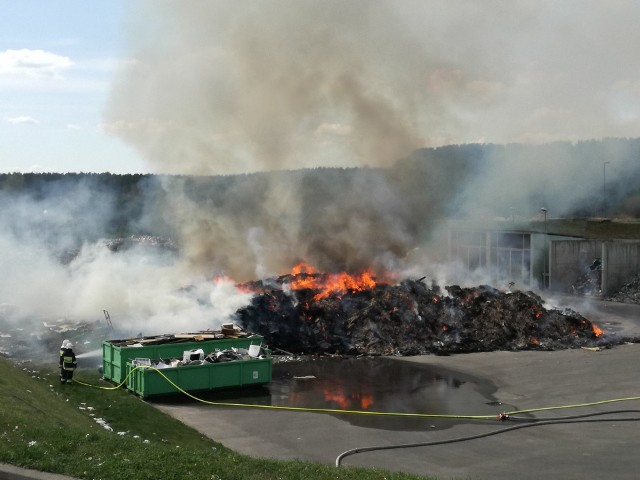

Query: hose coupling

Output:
[496, 412, 510, 421]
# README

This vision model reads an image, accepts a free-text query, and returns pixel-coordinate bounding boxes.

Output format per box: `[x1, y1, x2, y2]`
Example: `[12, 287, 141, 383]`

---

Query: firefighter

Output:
[58, 339, 69, 379]
[59, 341, 77, 384]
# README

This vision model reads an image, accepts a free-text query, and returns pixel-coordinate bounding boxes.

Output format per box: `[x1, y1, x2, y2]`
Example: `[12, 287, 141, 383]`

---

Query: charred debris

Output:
[237, 274, 607, 356]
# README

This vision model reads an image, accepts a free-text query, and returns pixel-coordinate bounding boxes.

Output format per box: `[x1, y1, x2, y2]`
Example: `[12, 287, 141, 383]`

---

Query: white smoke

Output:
[0, 183, 253, 337]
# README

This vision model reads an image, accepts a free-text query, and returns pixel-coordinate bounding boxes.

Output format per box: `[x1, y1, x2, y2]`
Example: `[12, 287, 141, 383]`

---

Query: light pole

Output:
[603, 161, 610, 217]
[541, 208, 548, 288]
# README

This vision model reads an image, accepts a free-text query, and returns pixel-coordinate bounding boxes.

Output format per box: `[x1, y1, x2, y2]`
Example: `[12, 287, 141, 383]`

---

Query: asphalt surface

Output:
[154, 296, 640, 480]
[0, 463, 80, 480]
[3, 296, 639, 480]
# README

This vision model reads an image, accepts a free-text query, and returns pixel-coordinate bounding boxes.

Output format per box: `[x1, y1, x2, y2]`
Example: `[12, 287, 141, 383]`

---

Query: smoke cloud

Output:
[102, 1, 640, 290]
[105, 0, 450, 174]
[105, 1, 640, 175]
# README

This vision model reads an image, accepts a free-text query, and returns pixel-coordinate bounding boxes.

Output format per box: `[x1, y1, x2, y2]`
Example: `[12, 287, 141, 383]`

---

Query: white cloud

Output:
[0, 49, 74, 79]
[5, 116, 39, 125]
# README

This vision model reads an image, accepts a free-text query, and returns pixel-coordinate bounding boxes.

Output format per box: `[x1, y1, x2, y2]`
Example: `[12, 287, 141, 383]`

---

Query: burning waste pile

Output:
[236, 263, 606, 356]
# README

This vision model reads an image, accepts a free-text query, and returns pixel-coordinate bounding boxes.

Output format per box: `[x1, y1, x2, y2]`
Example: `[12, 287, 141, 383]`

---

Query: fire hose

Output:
[74, 368, 640, 468]
[335, 410, 640, 466]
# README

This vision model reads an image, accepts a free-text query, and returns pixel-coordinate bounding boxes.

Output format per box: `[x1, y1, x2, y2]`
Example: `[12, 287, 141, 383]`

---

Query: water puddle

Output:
[197, 356, 514, 431]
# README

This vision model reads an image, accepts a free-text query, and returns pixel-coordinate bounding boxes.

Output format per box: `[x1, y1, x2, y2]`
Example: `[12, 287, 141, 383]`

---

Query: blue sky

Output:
[0, 1, 148, 173]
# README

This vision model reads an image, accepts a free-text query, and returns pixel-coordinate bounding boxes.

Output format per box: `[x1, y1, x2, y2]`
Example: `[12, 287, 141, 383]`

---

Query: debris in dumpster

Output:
[107, 326, 252, 348]
[142, 347, 265, 370]
[182, 349, 204, 362]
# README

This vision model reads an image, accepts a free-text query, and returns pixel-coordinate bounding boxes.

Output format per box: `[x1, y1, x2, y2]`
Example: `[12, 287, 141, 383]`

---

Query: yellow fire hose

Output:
[73, 365, 640, 420]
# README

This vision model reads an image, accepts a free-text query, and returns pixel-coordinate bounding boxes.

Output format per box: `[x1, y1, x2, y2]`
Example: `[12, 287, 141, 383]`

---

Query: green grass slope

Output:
[0, 357, 431, 480]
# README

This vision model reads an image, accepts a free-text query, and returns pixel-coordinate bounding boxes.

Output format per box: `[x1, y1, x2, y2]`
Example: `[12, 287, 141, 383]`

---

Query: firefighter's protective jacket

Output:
[60, 348, 77, 371]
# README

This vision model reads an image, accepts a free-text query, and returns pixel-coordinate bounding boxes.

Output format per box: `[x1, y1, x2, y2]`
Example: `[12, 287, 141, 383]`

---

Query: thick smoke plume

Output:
[106, 1, 640, 175]
[105, 0, 447, 174]
[103, 1, 640, 277]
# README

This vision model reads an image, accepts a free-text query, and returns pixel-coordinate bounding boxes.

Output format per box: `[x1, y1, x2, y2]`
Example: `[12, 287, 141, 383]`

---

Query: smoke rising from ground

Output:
[0, 181, 252, 338]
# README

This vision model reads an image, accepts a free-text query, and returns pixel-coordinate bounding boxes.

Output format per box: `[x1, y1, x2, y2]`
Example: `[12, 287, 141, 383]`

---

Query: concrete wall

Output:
[550, 239, 640, 294]
[602, 241, 640, 294]
[550, 240, 602, 292]
[449, 227, 640, 295]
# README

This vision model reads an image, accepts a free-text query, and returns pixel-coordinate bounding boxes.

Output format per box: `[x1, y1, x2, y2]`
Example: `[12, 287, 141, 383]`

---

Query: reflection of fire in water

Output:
[288, 262, 378, 301]
[323, 386, 374, 410]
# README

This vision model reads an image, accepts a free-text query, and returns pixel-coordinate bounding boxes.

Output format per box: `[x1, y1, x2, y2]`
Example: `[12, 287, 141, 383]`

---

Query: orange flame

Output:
[592, 323, 604, 337]
[288, 262, 377, 301]
[291, 262, 316, 276]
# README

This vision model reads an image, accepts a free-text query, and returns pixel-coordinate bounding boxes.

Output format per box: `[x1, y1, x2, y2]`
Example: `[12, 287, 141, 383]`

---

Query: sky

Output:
[3, 1, 640, 175]
[0, 1, 147, 174]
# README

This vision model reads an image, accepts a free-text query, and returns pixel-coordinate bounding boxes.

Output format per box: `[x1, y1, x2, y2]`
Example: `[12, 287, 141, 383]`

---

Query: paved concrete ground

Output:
[154, 298, 640, 480]
[0, 463, 80, 480]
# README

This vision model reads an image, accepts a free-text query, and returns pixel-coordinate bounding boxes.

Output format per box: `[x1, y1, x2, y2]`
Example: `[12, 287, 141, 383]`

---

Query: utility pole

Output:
[541, 208, 548, 289]
[603, 161, 610, 217]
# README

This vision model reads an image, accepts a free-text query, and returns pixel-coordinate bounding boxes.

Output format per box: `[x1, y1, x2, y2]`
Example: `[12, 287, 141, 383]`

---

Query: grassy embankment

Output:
[0, 357, 432, 480]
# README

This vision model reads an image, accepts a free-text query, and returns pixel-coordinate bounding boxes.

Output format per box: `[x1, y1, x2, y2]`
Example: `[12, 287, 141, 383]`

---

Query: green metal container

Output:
[102, 335, 264, 384]
[125, 357, 273, 398]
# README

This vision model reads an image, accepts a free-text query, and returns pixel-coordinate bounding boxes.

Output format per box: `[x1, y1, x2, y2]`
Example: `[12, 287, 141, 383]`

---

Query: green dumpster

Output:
[125, 356, 273, 398]
[102, 334, 264, 384]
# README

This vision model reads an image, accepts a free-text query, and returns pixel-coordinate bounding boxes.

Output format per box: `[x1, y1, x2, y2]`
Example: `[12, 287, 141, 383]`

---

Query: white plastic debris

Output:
[94, 417, 114, 432]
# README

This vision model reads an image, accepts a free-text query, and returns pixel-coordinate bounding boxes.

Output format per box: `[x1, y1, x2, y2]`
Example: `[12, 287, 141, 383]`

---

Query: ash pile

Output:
[236, 274, 606, 356]
[605, 273, 640, 304]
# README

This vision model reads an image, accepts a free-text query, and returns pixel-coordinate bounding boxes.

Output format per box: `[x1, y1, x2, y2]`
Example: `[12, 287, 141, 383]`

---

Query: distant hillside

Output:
[1, 138, 639, 273]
